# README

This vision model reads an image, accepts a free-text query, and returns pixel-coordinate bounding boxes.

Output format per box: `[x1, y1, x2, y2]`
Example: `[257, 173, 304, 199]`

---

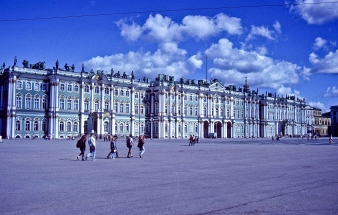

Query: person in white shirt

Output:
[86, 131, 96, 161]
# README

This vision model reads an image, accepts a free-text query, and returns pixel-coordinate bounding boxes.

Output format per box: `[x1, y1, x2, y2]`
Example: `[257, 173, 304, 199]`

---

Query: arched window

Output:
[26, 82, 31, 90]
[34, 95, 40, 109]
[42, 120, 47, 132]
[114, 89, 118, 96]
[16, 120, 21, 131]
[60, 96, 65, 110]
[25, 121, 30, 131]
[120, 123, 124, 133]
[104, 101, 109, 110]
[125, 103, 130, 113]
[17, 81, 22, 89]
[84, 100, 89, 111]
[16, 94, 22, 109]
[34, 121, 39, 131]
[84, 121, 88, 133]
[74, 99, 79, 110]
[67, 122, 71, 132]
[42, 96, 47, 110]
[25, 94, 31, 109]
[67, 97, 72, 110]
[115, 123, 118, 132]
[126, 90, 130, 97]
[126, 123, 129, 132]
[73, 122, 78, 132]
[120, 89, 124, 96]
[74, 85, 79, 92]
[120, 103, 124, 113]
[104, 88, 109, 95]
[140, 105, 144, 115]
[104, 122, 108, 132]
[59, 121, 64, 132]
[95, 86, 100, 94]
[34, 83, 39, 91]
[94, 100, 99, 111]
[67, 84, 72, 92]
[60, 83, 65, 91]
[84, 85, 89, 93]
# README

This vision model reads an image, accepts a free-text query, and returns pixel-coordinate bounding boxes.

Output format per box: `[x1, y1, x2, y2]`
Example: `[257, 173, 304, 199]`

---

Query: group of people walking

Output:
[76, 131, 145, 161]
[189, 135, 199, 146]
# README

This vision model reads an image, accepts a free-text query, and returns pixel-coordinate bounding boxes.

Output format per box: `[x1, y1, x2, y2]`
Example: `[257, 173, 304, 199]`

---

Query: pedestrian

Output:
[86, 131, 96, 161]
[107, 135, 117, 159]
[137, 135, 145, 158]
[76, 135, 86, 161]
[126, 134, 134, 158]
[189, 135, 194, 146]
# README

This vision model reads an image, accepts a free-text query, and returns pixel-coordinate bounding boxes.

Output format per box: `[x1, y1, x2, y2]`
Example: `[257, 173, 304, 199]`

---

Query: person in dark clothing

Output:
[107, 135, 118, 159]
[137, 135, 145, 158]
[77, 135, 86, 161]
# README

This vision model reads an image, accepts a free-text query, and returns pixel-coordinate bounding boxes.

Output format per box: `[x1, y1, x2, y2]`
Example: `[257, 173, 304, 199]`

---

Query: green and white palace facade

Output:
[0, 61, 309, 139]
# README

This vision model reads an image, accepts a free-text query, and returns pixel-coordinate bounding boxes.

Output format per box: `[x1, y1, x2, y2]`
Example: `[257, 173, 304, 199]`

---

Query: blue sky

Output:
[1, 0, 337, 112]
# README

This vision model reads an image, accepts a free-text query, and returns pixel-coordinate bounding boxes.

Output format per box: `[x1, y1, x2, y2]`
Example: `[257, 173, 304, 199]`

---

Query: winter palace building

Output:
[0, 59, 309, 139]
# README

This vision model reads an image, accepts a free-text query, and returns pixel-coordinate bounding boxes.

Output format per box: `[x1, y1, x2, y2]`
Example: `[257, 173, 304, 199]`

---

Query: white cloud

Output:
[291, 0, 338, 25]
[116, 21, 143, 41]
[309, 101, 325, 110]
[246, 21, 281, 41]
[309, 49, 338, 74]
[117, 13, 243, 43]
[313, 37, 327, 50]
[206, 38, 300, 89]
[83, 42, 203, 79]
[324, 86, 338, 97]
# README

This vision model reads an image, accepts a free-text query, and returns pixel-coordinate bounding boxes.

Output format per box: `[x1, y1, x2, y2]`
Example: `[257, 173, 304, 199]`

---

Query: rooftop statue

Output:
[56, 60, 59, 70]
[64, 63, 69, 71]
[14, 56, 17, 66]
[22, 60, 29, 68]
[71, 64, 75, 72]
[81, 63, 84, 72]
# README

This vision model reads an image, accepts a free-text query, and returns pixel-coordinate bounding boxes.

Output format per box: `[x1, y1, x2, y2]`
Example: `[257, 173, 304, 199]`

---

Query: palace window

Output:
[120, 123, 124, 132]
[16, 120, 21, 131]
[114, 89, 118, 96]
[104, 122, 108, 132]
[42, 120, 47, 132]
[17, 81, 22, 89]
[120, 103, 124, 113]
[74, 99, 79, 110]
[114, 102, 118, 112]
[34, 83, 39, 91]
[25, 121, 30, 131]
[34, 96, 40, 109]
[84, 86, 89, 93]
[84, 100, 89, 111]
[94, 101, 99, 111]
[67, 97, 72, 110]
[73, 122, 78, 132]
[203, 107, 207, 116]
[195, 106, 198, 116]
[126, 104, 130, 113]
[120, 89, 124, 96]
[135, 92, 139, 99]
[104, 101, 109, 110]
[184, 105, 187, 115]
[115, 123, 118, 132]
[67, 122, 71, 132]
[74, 85, 79, 92]
[60, 97, 65, 110]
[126, 90, 130, 97]
[126, 123, 129, 132]
[165, 104, 168, 114]
[59, 122, 64, 132]
[34, 121, 39, 131]
[190, 106, 193, 115]
[190, 94, 193, 101]
[95, 86, 100, 94]
[25, 95, 31, 109]
[146, 104, 150, 115]
[135, 105, 139, 114]
[26, 82, 31, 90]
[140, 105, 144, 115]
[60, 83, 65, 91]
[178, 105, 181, 115]
[155, 103, 159, 115]
[67, 84, 72, 92]
[104, 88, 110, 95]
[16, 94, 22, 109]
[42, 96, 47, 110]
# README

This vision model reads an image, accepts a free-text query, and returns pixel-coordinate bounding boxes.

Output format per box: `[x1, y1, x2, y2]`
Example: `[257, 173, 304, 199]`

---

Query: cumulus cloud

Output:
[83, 42, 203, 79]
[309, 101, 325, 110]
[246, 21, 281, 41]
[324, 86, 338, 97]
[117, 13, 242, 42]
[206, 39, 300, 89]
[290, 0, 338, 24]
[309, 50, 338, 74]
[313, 37, 327, 50]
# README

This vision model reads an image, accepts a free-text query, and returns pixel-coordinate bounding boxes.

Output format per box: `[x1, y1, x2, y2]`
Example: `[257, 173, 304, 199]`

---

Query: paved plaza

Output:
[1, 137, 337, 215]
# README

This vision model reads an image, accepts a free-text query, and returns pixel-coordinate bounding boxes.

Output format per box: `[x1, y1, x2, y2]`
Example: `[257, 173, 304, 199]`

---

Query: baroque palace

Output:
[0, 59, 309, 139]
